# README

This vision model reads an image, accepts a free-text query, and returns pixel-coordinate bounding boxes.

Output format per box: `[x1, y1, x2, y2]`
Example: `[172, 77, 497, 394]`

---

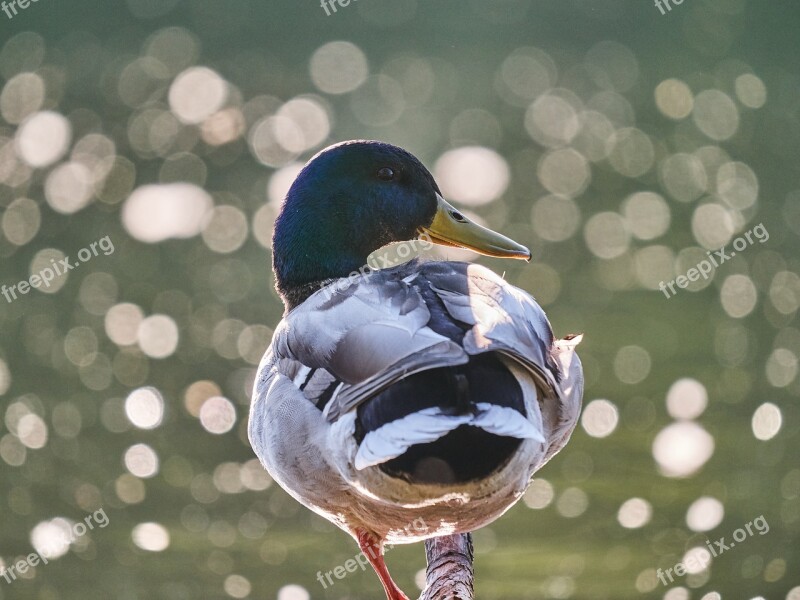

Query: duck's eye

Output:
[450, 210, 467, 223]
[377, 167, 396, 181]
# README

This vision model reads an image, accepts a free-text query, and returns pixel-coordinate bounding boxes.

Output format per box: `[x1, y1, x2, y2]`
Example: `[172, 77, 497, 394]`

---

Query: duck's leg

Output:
[355, 528, 410, 600]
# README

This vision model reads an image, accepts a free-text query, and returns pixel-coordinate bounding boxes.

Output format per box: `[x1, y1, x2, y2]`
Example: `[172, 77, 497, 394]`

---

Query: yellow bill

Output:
[419, 194, 531, 261]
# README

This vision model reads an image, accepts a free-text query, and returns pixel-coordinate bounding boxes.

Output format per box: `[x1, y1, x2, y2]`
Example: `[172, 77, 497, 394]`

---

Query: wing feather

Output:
[265, 260, 568, 425]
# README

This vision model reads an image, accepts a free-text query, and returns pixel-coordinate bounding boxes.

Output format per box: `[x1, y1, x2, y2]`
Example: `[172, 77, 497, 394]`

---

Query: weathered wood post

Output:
[419, 533, 474, 600]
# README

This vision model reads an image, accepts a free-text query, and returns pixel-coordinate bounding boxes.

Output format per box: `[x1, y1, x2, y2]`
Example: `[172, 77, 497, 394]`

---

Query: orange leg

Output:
[356, 528, 410, 600]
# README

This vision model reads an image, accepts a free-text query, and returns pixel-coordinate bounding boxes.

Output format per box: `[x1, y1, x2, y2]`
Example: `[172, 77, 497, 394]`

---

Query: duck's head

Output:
[272, 140, 530, 307]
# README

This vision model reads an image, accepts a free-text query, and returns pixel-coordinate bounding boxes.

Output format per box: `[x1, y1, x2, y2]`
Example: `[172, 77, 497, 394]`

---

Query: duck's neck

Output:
[274, 252, 369, 309]
[272, 211, 374, 310]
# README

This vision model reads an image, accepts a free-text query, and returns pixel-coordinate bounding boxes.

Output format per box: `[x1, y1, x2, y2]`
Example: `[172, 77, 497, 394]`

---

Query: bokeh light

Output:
[199, 396, 237, 435]
[124, 443, 159, 478]
[169, 67, 228, 124]
[652, 422, 714, 478]
[751, 403, 782, 441]
[0, 8, 794, 600]
[581, 399, 619, 438]
[15, 110, 71, 167]
[666, 378, 708, 420]
[125, 387, 165, 429]
[617, 498, 652, 529]
[686, 496, 724, 532]
[435, 146, 510, 206]
[122, 183, 213, 243]
[132, 522, 171, 552]
[309, 42, 369, 94]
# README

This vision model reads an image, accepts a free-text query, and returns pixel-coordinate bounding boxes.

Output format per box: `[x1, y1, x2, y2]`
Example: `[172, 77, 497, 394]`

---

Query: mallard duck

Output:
[249, 140, 584, 600]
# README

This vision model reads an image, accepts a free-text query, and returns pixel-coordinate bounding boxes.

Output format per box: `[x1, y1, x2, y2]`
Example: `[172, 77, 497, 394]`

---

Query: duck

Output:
[249, 140, 584, 600]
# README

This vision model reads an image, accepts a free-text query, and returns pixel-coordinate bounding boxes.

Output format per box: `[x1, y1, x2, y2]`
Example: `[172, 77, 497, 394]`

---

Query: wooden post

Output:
[419, 533, 474, 600]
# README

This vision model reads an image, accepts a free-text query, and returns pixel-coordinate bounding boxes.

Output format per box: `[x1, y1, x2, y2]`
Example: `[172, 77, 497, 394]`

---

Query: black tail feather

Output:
[355, 352, 526, 484]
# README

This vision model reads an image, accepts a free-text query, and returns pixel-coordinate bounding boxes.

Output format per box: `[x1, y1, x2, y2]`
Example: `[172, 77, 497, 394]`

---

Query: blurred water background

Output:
[0, 0, 798, 598]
